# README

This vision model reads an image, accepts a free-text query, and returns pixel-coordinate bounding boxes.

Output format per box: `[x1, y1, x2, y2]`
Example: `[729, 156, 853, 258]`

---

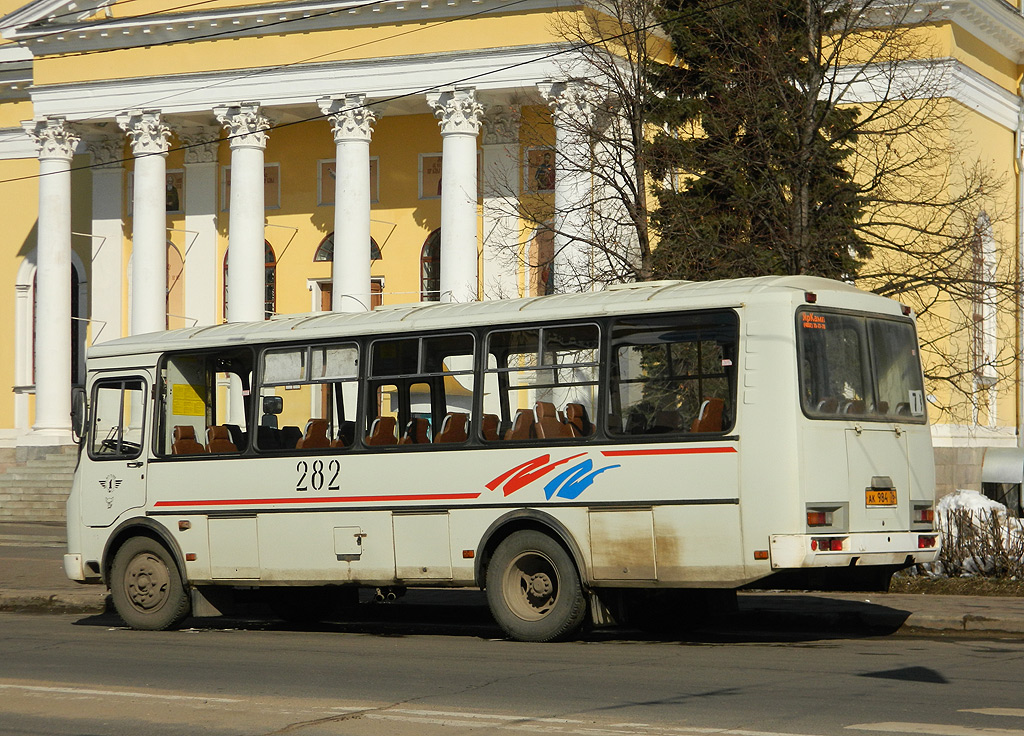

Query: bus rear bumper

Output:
[769, 532, 940, 569]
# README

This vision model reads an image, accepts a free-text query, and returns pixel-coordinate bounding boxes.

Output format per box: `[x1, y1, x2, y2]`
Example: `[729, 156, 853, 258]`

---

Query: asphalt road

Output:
[1, 610, 1023, 736]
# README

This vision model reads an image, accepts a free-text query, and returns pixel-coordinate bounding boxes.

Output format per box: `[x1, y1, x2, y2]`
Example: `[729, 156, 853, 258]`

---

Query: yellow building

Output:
[1, 0, 1023, 507]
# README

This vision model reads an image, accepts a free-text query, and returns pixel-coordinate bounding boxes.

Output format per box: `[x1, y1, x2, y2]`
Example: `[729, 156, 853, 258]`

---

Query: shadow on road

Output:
[70, 589, 913, 644]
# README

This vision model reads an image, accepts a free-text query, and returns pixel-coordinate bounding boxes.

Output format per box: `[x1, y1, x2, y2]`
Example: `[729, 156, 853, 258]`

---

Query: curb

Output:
[0, 590, 108, 615]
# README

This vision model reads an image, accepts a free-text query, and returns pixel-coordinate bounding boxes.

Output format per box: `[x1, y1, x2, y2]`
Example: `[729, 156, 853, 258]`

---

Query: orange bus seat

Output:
[481, 413, 500, 441]
[172, 425, 205, 455]
[434, 413, 469, 444]
[206, 425, 237, 453]
[296, 419, 330, 450]
[365, 416, 398, 446]
[691, 398, 725, 433]
[505, 409, 535, 440]
[564, 403, 592, 437]
[535, 401, 571, 439]
[400, 417, 430, 445]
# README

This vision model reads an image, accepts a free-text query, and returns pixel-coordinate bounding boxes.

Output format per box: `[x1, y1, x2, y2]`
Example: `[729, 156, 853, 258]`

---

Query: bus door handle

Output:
[127, 461, 143, 468]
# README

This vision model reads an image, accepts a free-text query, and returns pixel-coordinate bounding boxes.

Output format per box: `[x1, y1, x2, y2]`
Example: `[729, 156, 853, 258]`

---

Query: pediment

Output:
[0, 0, 113, 38]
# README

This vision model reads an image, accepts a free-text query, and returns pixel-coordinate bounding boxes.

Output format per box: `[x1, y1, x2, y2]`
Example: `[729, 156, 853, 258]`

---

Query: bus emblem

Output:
[98, 475, 122, 491]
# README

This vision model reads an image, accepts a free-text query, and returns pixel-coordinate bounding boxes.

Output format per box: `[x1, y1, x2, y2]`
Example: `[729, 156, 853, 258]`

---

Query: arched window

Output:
[420, 229, 440, 302]
[223, 241, 277, 320]
[20, 252, 87, 391]
[313, 232, 381, 262]
[528, 225, 555, 297]
[167, 243, 185, 330]
[971, 213, 997, 384]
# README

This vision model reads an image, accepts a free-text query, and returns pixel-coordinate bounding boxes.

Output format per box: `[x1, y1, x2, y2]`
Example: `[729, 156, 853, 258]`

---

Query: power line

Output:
[0, 0, 239, 54]
[67, 0, 533, 124]
[1, 0, 736, 186]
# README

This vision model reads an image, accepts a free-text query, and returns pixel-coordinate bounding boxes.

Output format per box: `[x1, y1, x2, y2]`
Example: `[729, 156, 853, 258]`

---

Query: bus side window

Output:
[609, 312, 738, 438]
[161, 349, 252, 456]
[483, 325, 599, 443]
[256, 343, 359, 452]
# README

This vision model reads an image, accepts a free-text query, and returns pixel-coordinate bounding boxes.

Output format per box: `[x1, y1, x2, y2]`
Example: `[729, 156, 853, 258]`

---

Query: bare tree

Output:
[491, 0, 668, 293]
[646, 0, 1018, 415]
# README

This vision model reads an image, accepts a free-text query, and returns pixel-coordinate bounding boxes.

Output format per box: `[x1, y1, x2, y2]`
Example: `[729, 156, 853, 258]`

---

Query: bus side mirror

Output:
[262, 396, 283, 415]
[71, 387, 88, 444]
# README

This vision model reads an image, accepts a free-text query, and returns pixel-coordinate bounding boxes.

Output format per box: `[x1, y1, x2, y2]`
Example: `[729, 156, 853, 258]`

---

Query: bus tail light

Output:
[811, 537, 846, 552]
[918, 535, 937, 549]
[913, 506, 934, 524]
[807, 511, 831, 527]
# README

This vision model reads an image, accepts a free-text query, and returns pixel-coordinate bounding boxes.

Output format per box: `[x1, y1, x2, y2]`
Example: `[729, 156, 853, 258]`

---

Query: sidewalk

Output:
[2, 521, 1023, 636]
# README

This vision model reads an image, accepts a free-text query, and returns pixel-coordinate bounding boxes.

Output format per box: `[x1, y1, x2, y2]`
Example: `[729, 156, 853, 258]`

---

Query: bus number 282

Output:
[296, 459, 340, 492]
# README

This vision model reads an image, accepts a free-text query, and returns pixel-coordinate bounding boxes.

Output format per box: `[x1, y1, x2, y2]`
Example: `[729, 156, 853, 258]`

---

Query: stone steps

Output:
[0, 446, 79, 524]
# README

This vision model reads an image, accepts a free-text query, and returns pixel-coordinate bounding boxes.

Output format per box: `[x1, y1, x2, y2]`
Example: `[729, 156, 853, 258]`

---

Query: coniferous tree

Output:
[647, 0, 866, 280]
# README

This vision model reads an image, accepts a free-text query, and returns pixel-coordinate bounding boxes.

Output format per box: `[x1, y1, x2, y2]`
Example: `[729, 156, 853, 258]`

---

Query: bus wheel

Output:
[485, 530, 586, 642]
[110, 537, 191, 631]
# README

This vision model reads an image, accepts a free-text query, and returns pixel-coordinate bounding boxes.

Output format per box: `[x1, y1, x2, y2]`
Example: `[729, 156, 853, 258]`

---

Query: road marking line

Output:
[392, 709, 585, 723]
[847, 723, 1024, 736]
[0, 683, 242, 704]
[364, 711, 827, 736]
[961, 711, 1024, 719]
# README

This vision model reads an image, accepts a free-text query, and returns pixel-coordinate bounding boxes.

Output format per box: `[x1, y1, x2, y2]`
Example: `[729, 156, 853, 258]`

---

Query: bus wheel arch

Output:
[102, 519, 192, 630]
[102, 518, 188, 586]
[475, 510, 590, 589]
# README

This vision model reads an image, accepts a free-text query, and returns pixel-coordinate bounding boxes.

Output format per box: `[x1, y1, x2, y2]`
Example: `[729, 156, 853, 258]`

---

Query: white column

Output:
[538, 81, 600, 293]
[215, 103, 268, 322]
[318, 94, 377, 313]
[481, 104, 521, 300]
[117, 109, 172, 335]
[427, 87, 484, 303]
[22, 117, 79, 437]
[86, 136, 124, 343]
[178, 127, 220, 327]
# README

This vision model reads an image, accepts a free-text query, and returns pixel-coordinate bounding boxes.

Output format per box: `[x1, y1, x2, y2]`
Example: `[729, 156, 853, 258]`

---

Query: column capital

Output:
[116, 109, 172, 156]
[481, 104, 521, 146]
[318, 94, 377, 143]
[537, 80, 602, 125]
[427, 87, 484, 136]
[22, 117, 80, 162]
[176, 125, 221, 164]
[85, 135, 124, 169]
[214, 102, 269, 150]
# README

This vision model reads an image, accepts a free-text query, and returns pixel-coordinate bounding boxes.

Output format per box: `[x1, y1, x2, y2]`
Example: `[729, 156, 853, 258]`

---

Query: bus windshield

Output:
[797, 309, 926, 423]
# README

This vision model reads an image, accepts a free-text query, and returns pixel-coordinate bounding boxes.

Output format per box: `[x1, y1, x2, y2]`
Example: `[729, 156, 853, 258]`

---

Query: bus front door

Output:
[82, 376, 150, 528]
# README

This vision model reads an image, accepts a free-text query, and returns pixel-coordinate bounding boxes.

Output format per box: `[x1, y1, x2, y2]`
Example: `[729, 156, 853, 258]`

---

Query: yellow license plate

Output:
[866, 489, 897, 506]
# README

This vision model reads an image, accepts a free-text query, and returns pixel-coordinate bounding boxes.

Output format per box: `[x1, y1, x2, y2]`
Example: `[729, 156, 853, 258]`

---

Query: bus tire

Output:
[110, 536, 191, 631]
[485, 530, 586, 642]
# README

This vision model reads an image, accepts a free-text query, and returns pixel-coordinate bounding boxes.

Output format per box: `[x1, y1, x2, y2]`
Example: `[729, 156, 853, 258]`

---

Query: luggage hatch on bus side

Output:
[845, 427, 909, 530]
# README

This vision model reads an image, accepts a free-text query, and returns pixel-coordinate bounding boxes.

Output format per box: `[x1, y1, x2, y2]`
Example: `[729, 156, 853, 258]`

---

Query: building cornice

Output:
[836, 56, 1021, 130]
[0, 126, 39, 159]
[932, 0, 1024, 64]
[0, 43, 32, 99]
[5, 0, 562, 55]
[28, 43, 570, 120]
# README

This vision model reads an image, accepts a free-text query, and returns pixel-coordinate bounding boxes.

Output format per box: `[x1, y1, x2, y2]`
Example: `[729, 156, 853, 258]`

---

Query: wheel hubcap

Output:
[124, 552, 170, 612]
[503, 551, 559, 621]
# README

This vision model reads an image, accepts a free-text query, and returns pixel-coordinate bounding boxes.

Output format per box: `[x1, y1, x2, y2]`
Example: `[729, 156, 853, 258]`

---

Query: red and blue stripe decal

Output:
[152, 445, 736, 509]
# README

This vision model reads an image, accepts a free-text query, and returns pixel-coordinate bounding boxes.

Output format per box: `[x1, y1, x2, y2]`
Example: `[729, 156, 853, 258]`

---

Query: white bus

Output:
[64, 275, 939, 641]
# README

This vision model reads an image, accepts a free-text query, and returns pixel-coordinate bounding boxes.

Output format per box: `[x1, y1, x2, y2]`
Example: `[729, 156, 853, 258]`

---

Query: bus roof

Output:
[87, 275, 879, 359]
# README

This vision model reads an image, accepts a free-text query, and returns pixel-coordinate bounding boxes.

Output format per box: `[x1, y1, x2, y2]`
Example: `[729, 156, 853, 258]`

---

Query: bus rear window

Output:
[798, 310, 926, 423]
